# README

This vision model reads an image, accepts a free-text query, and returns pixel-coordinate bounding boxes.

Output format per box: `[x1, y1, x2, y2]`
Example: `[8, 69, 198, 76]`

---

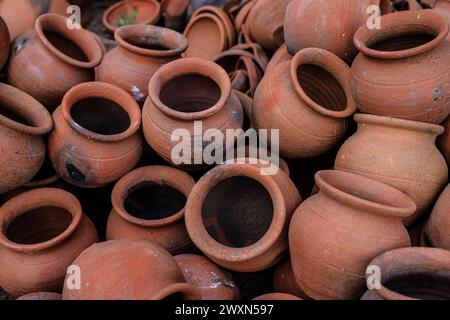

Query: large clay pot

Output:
[62, 239, 202, 300]
[245, 0, 289, 51]
[0, 188, 98, 297]
[438, 116, 450, 167]
[273, 258, 309, 299]
[7, 14, 103, 110]
[48, 82, 143, 188]
[142, 58, 244, 169]
[351, 10, 450, 124]
[106, 165, 194, 254]
[253, 48, 357, 159]
[0, 83, 53, 195]
[185, 162, 301, 272]
[289, 170, 414, 300]
[425, 184, 450, 250]
[0, 17, 10, 70]
[175, 254, 241, 300]
[361, 248, 450, 300]
[335, 114, 448, 225]
[284, 0, 392, 63]
[97, 24, 188, 105]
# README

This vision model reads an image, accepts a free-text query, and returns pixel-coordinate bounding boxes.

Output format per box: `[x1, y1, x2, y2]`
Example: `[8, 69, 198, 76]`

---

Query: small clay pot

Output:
[253, 48, 357, 159]
[175, 254, 241, 300]
[361, 247, 450, 300]
[161, 0, 190, 31]
[265, 44, 292, 76]
[0, 188, 99, 297]
[0, 83, 53, 195]
[48, 82, 143, 188]
[102, 0, 161, 33]
[62, 239, 202, 300]
[351, 10, 450, 124]
[253, 293, 302, 300]
[142, 57, 244, 169]
[97, 24, 188, 105]
[17, 292, 62, 300]
[106, 166, 195, 254]
[438, 116, 450, 167]
[185, 162, 301, 272]
[0, 17, 10, 71]
[284, 0, 392, 63]
[7, 14, 103, 110]
[335, 114, 448, 225]
[245, 0, 289, 51]
[425, 184, 450, 250]
[273, 258, 309, 299]
[289, 170, 414, 300]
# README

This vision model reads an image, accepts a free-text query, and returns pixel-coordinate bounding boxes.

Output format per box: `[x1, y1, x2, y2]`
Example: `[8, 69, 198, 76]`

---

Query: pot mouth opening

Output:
[201, 176, 274, 248]
[315, 170, 416, 218]
[0, 101, 38, 127]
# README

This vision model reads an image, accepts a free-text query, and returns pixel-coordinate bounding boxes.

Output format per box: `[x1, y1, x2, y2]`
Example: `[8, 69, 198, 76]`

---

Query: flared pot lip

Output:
[354, 113, 445, 135]
[147, 57, 232, 121]
[0, 188, 83, 253]
[35, 14, 103, 69]
[367, 247, 450, 300]
[184, 163, 288, 263]
[315, 170, 417, 219]
[0, 83, 53, 135]
[290, 48, 357, 119]
[114, 24, 188, 58]
[111, 165, 195, 227]
[353, 10, 449, 60]
[60, 81, 141, 142]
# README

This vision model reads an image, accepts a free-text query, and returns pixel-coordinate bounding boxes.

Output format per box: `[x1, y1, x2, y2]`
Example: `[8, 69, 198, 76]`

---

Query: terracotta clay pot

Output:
[0, 17, 10, 70]
[245, 0, 289, 51]
[161, 0, 190, 31]
[106, 166, 194, 254]
[175, 254, 241, 300]
[185, 162, 301, 272]
[7, 14, 103, 110]
[17, 292, 62, 300]
[361, 247, 450, 300]
[335, 114, 448, 225]
[48, 82, 143, 188]
[289, 170, 414, 300]
[351, 10, 450, 124]
[142, 58, 244, 169]
[0, 83, 53, 195]
[425, 185, 450, 250]
[97, 25, 188, 105]
[438, 116, 450, 167]
[273, 258, 309, 299]
[0, 188, 98, 297]
[102, 0, 161, 33]
[253, 48, 357, 159]
[285, 0, 392, 63]
[265, 44, 292, 76]
[253, 293, 302, 300]
[62, 239, 202, 300]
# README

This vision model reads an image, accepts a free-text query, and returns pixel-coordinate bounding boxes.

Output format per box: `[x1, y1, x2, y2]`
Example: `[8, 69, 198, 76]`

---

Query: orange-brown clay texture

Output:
[425, 184, 450, 250]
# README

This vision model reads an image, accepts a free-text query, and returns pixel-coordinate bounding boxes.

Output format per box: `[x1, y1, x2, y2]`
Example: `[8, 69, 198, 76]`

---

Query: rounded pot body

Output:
[289, 170, 414, 300]
[438, 116, 450, 167]
[425, 184, 450, 250]
[335, 114, 448, 225]
[273, 258, 309, 299]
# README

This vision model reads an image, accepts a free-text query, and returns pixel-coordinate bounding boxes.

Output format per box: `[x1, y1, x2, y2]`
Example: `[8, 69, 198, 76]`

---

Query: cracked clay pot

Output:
[0, 83, 53, 195]
[0, 188, 98, 297]
[48, 82, 143, 188]
[106, 165, 195, 254]
[96, 24, 188, 105]
[62, 239, 202, 300]
[253, 48, 357, 159]
[175, 254, 241, 300]
[289, 170, 414, 300]
[184, 162, 301, 272]
[351, 10, 450, 124]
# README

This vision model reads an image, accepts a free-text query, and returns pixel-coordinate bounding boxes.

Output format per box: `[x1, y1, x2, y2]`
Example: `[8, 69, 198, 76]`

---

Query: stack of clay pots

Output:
[0, 0, 449, 302]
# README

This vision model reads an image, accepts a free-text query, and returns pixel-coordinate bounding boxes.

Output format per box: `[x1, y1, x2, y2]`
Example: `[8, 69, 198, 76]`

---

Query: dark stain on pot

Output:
[385, 272, 450, 300]
[66, 161, 87, 182]
[12, 34, 32, 56]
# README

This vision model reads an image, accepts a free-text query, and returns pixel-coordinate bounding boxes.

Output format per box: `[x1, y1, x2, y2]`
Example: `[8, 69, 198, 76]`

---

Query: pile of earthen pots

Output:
[0, 0, 449, 301]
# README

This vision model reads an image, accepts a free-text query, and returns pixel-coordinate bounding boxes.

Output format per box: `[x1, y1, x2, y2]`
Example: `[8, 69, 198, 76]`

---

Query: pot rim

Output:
[0, 188, 82, 253]
[0, 83, 53, 136]
[35, 14, 103, 69]
[353, 10, 449, 60]
[102, 0, 161, 33]
[184, 163, 287, 263]
[354, 113, 445, 135]
[148, 57, 232, 120]
[114, 24, 188, 58]
[315, 170, 417, 218]
[111, 165, 195, 227]
[290, 48, 357, 119]
[367, 247, 450, 300]
[61, 81, 141, 142]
